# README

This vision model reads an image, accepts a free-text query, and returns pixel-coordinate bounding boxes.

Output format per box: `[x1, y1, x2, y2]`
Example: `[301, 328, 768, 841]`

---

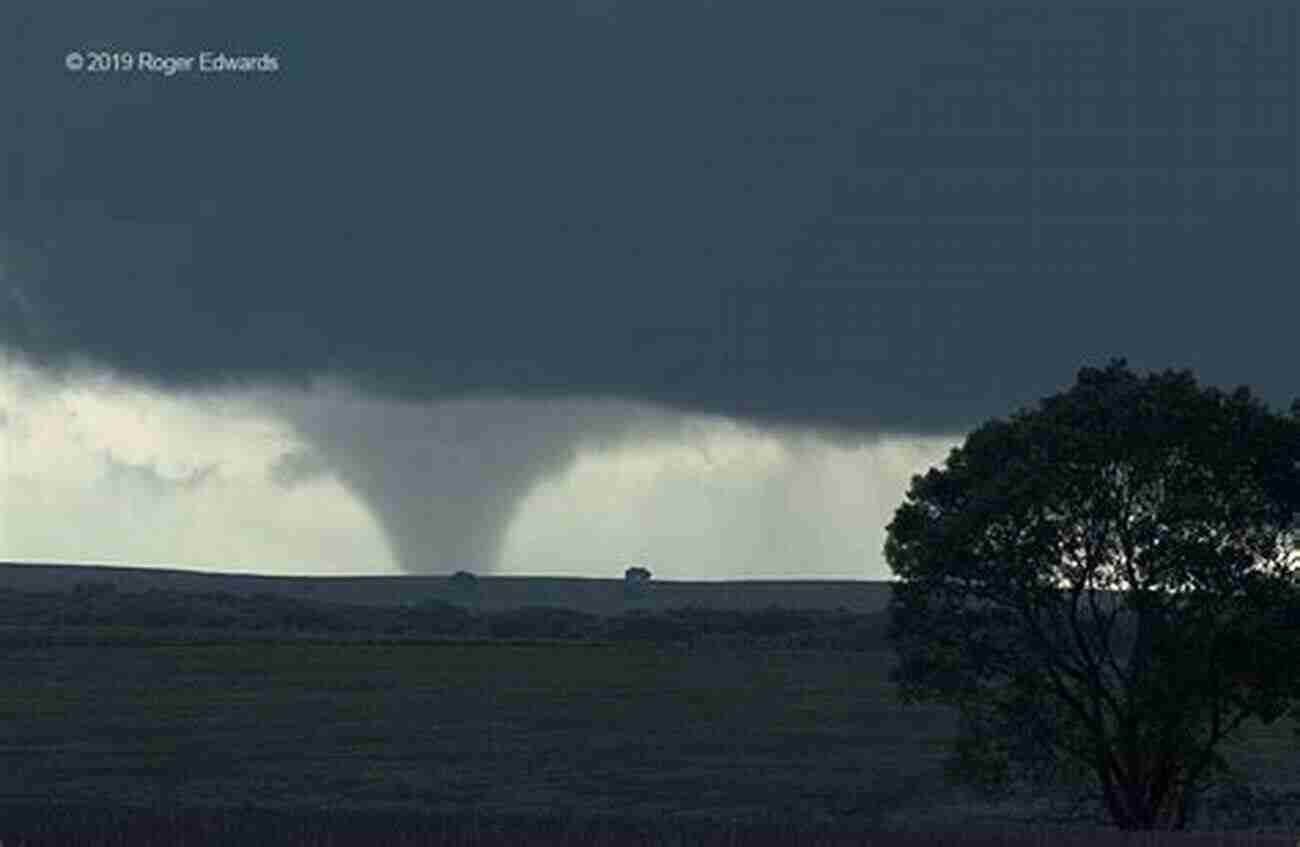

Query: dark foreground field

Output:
[0, 572, 1295, 844]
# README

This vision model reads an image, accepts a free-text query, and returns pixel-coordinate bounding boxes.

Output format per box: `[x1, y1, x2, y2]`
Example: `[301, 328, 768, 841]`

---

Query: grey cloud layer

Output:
[5, 1, 1298, 574]
[12, 2, 1295, 436]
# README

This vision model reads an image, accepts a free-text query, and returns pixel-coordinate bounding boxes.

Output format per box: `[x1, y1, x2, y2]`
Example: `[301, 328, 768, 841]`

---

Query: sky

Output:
[2, 1, 1298, 580]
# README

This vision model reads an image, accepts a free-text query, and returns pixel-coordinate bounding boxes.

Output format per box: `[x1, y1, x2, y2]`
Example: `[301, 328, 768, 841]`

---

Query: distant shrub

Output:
[198, 591, 353, 633]
[835, 610, 891, 648]
[604, 610, 694, 644]
[486, 606, 601, 640]
[399, 599, 479, 635]
[72, 580, 117, 597]
[663, 605, 744, 634]
[273, 604, 350, 632]
[735, 605, 818, 637]
[117, 601, 196, 629]
[623, 565, 652, 609]
[407, 596, 461, 611]
[446, 570, 481, 608]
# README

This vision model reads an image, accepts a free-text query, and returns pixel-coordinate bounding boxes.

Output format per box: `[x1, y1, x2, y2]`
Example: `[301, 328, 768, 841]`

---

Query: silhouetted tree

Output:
[623, 565, 652, 608]
[624, 565, 652, 582]
[446, 570, 480, 609]
[885, 358, 1300, 831]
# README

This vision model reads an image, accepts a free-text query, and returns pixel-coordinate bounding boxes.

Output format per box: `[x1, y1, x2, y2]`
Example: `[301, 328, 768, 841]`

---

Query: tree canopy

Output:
[884, 358, 1300, 830]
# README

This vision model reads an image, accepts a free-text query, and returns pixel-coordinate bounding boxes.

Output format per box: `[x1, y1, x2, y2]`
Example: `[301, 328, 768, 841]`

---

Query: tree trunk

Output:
[1097, 595, 1199, 829]
[1100, 750, 1196, 829]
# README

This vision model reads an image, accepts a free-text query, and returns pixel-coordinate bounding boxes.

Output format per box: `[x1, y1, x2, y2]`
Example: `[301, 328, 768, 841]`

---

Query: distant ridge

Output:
[0, 561, 897, 616]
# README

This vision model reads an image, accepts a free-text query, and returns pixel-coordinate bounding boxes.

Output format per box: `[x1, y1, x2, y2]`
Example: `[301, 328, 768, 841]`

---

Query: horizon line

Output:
[0, 559, 900, 583]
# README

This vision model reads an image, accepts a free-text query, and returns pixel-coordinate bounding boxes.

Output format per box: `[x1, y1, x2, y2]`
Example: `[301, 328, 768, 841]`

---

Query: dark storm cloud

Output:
[5, 1, 1299, 574]
[7, 1, 1299, 434]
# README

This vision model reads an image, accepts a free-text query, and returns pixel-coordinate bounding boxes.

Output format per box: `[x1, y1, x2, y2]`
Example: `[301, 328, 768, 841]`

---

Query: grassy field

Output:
[0, 628, 1297, 843]
[0, 570, 1293, 843]
[0, 637, 933, 820]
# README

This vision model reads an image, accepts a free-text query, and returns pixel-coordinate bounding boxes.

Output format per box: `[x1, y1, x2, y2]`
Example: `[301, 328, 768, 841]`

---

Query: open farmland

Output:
[0, 629, 1295, 841]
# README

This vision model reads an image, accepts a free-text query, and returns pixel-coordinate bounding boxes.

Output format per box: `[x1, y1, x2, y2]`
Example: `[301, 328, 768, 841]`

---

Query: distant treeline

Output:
[0, 581, 891, 650]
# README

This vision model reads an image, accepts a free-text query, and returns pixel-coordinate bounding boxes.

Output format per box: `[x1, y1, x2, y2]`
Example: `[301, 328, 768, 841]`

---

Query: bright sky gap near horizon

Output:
[2, 1, 1298, 581]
